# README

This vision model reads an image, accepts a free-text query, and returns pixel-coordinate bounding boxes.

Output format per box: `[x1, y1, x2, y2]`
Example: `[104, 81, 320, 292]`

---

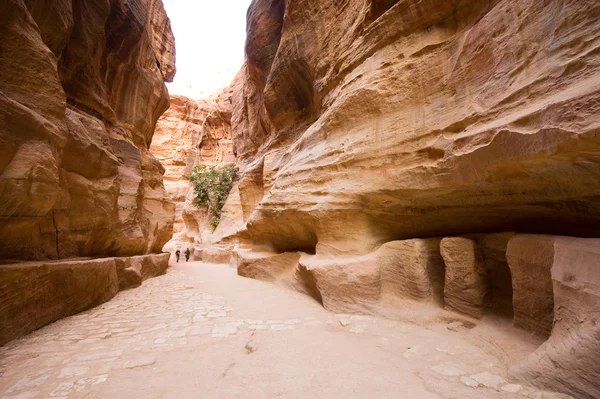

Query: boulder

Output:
[235, 251, 301, 282]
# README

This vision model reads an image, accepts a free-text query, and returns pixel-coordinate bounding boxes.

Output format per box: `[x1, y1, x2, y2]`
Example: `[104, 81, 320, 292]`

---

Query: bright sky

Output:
[162, 0, 252, 99]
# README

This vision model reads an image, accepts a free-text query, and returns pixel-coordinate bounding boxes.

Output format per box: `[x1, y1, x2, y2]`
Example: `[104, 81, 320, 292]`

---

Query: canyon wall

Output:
[151, 90, 234, 254]
[0, 0, 176, 344]
[0, 0, 176, 261]
[220, 0, 600, 397]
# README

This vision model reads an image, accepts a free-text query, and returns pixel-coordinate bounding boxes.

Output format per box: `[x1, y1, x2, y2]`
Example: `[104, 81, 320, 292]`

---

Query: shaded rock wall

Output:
[0, 0, 176, 261]
[220, 0, 600, 397]
[0, 253, 170, 345]
[151, 90, 234, 253]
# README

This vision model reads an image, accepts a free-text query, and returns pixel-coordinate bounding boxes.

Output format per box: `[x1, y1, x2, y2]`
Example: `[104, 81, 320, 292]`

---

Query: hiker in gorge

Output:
[185, 248, 191, 262]
[175, 249, 181, 263]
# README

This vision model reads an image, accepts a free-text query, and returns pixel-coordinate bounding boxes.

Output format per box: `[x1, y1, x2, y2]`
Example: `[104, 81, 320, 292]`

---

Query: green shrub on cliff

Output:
[187, 165, 237, 230]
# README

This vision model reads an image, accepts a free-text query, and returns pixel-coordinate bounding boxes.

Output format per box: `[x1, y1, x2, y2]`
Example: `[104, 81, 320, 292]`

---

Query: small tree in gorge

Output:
[186, 165, 237, 230]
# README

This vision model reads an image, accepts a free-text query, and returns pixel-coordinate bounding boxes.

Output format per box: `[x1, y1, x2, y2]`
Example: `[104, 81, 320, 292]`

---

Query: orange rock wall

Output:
[230, 0, 600, 254]
[151, 91, 234, 252]
[0, 0, 176, 260]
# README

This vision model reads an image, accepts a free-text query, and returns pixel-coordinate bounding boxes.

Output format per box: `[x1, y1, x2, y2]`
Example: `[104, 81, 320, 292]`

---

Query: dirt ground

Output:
[0, 261, 572, 398]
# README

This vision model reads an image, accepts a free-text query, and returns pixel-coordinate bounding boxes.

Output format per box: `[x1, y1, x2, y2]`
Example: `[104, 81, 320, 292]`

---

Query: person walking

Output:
[184, 248, 191, 262]
[175, 249, 181, 263]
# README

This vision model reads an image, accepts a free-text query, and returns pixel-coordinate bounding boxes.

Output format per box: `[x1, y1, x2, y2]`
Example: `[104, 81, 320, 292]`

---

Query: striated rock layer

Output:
[0, 0, 176, 261]
[151, 90, 234, 255]
[219, 0, 600, 397]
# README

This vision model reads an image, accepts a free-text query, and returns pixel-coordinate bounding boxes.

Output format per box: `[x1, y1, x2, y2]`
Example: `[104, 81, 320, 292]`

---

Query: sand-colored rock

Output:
[441, 238, 488, 319]
[0, 0, 176, 261]
[150, 90, 234, 253]
[216, 0, 599, 396]
[236, 251, 301, 283]
[0, 253, 170, 345]
[510, 236, 600, 399]
[201, 247, 234, 264]
[299, 253, 381, 314]
[228, 0, 600, 255]
[380, 239, 445, 305]
[506, 235, 555, 337]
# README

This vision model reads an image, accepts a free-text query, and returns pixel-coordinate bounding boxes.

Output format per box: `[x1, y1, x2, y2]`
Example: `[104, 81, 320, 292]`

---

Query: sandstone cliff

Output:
[151, 90, 234, 254]
[0, 0, 176, 261]
[218, 0, 600, 397]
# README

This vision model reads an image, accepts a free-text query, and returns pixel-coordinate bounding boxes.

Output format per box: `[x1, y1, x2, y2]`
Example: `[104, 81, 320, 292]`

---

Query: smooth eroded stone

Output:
[235, 251, 301, 282]
[201, 247, 234, 264]
[506, 235, 555, 337]
[441, 237, 488, 319]
[0, 258, 119, 345]
[0, 0, 176, 261]
[511, 236, 600, 399]
[380, 238, 445, 304]
[299, 253, 381, 314]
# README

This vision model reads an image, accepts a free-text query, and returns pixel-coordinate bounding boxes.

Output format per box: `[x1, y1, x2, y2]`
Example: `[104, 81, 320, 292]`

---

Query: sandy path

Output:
[0, 261, 570, 398]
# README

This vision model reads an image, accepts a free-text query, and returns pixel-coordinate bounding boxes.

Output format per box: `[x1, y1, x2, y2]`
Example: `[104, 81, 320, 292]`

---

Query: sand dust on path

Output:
[0, 261, 571, 398]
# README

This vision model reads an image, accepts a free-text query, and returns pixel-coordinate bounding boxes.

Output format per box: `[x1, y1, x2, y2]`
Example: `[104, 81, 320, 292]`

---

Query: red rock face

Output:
[151, 90, 234, 253]
[0, 0, 176, 261]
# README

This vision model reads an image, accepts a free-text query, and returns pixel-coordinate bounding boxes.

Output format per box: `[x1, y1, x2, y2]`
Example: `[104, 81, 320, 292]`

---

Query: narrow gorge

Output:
[1, 0, 599, 398]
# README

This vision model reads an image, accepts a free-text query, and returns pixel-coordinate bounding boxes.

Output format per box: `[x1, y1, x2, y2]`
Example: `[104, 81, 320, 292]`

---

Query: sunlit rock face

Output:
[230, 0, 600, 252]
[151, 90, 235, 254]
[224, 0, 600, 397]
[0, 0, 176, 261]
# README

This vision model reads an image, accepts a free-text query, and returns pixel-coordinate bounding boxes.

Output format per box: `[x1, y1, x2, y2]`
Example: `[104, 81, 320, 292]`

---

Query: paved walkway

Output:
[0, 261, 571, 398]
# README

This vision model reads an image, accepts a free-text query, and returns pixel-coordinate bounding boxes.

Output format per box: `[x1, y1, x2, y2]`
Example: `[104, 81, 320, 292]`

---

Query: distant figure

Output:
[185, 248, 191, 262]
[175, 249, 181, 263]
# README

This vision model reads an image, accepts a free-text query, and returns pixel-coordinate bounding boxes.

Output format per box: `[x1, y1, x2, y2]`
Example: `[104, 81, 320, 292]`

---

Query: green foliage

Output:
[186, 165, 237, 230]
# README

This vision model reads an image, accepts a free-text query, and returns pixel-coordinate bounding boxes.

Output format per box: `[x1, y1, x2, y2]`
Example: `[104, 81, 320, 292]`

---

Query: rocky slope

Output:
[215, 0, 600, 397]
[0, 0, 176, 261]
[151, 90, 234, 254]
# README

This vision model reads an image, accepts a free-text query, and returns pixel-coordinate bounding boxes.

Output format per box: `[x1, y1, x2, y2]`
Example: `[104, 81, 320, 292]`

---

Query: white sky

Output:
[162, 0, 252, 99]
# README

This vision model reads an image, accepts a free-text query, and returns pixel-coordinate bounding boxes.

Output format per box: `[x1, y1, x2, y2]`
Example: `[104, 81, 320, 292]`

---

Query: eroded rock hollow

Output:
[0, 0, 176, 344]
[207, 0, 600, 397]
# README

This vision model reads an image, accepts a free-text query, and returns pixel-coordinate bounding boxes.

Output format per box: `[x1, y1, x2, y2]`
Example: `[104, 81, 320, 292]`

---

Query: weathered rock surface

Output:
[441, 238, 487, 319]
[220, 2, 600, 396]
[0, 253, 170, 345]
[0, 0, 176, 261]
[150, 90, 234, 254]
[506, 235, 555, 337]
[226, 0, 600, 254]
[510, 236, 600, 399]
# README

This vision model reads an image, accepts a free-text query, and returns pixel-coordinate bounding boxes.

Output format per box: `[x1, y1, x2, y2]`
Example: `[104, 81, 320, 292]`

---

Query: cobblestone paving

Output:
[0, 266, 340, 399]
[0, 263, 573, 399]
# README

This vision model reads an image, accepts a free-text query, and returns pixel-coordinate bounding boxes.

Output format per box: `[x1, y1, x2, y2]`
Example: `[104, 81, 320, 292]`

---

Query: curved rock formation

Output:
[0, 0, 176, 261]
[151, 90, 234, 254]
[218, 0, 600, 397]
[229, 0, 600, 253]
